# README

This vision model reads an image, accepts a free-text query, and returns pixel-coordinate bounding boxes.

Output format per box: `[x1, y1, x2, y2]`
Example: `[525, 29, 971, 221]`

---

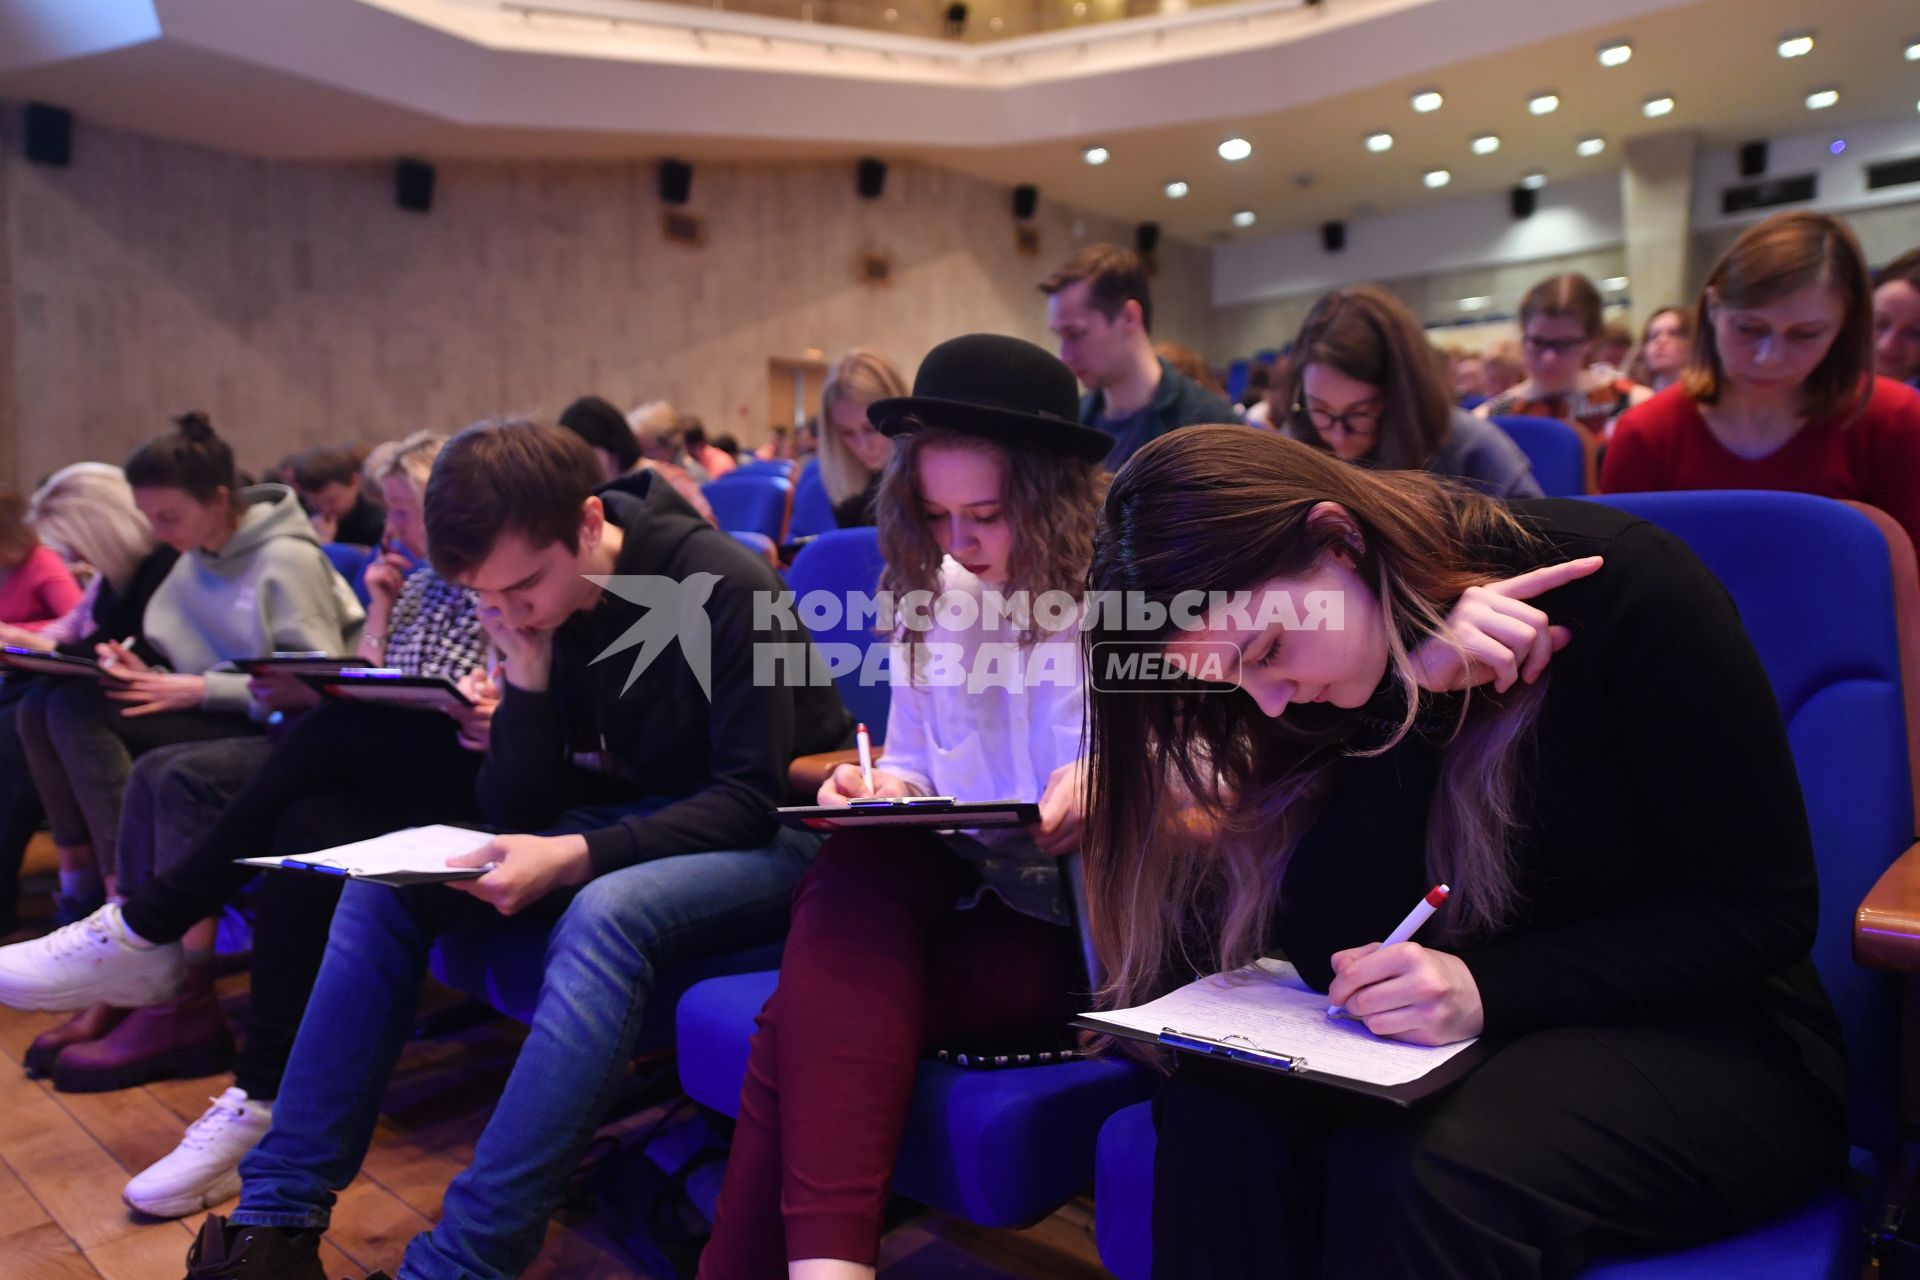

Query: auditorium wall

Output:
[0, 118, 1215, 486]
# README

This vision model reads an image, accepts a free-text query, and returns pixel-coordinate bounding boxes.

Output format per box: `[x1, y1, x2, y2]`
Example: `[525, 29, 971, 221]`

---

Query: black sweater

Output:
[480, 471, 853, 876]
[55, 546, 180, 665]
[1269, 499, 1844, 1106]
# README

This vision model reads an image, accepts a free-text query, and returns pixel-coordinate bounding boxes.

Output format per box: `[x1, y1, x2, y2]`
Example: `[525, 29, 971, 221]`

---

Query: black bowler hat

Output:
[868, 333, 1113, 463]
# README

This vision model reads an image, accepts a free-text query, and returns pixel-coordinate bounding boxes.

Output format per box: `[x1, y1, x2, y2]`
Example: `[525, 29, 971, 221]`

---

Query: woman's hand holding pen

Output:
[1411, 556, 1603, 694]
[106, 671, 207, 717]
[819, 763, 913, 806]
[1326, 942, 1484, 1046]
[95, 638, 151, 676]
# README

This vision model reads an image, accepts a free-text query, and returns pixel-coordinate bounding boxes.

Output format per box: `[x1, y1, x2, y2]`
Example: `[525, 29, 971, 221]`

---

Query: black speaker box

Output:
[24, 103, 72, 167]
[1136, 222, 1160, 255]
[395, 159, 434, 213]
[856, 157, 887, 199]
[1320, 220, 1346, 252]
[1012, 184, 1038, 220]
[659, 159, 694, 206]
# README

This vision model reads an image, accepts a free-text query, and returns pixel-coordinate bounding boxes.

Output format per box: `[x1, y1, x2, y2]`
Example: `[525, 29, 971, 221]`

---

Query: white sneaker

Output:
[0, 904, 184, 1012]
[124, 1087, 271, 1218]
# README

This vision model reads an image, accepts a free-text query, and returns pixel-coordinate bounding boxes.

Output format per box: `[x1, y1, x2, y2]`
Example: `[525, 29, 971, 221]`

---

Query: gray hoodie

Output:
[140, 484, 365, 716]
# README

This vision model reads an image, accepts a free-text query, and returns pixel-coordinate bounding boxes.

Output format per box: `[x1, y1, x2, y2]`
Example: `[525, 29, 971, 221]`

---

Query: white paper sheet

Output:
[239, 824, 494, 878]
[1083, 958, 1478, 1087]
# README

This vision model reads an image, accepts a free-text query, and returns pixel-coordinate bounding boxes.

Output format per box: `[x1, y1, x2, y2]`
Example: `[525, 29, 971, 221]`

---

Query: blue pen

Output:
[283, 859, 347, 875]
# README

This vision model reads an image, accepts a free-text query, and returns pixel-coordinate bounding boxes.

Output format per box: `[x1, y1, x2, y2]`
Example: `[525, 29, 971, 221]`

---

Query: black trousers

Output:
[122, 701, 485, 1099]
[0, 686, 43, 930]
[1150, 1013, 1847, 1280]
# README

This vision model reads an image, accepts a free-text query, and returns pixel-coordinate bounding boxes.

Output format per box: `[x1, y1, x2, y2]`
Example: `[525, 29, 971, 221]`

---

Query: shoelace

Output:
[181, 1096, 247, 1152]
[42, 913, 115, 962]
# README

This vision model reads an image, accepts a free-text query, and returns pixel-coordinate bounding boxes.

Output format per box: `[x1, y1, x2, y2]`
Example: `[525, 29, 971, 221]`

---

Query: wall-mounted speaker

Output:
[659, 159, 694, 206]
[395, 159, 434, 213]
[1738, 140, 1769, 179]
[1320, 220, 1346, 252]
[1509, 186, 1537, 220]
[1135, 222, 1160, 256]
[24, 103, 72, 167]
[856, 157, 887, 200]
[1012, 184, 1038, 220]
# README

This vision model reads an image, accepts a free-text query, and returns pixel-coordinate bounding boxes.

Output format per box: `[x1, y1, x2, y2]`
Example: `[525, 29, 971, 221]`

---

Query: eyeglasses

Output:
[1523, 335, 1588, 357]
[1296, 401, 1383, 439]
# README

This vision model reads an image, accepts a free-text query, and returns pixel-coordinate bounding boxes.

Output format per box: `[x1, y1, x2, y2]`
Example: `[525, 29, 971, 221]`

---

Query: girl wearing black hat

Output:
[698, 335, 1111, 1280]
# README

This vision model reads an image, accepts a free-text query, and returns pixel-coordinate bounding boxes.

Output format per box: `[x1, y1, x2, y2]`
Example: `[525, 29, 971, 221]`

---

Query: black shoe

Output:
[183, 1214, 325, 1280]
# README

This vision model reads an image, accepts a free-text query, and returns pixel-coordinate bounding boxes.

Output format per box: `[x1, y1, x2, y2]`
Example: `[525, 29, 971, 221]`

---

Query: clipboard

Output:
[0, 645, 126, 682]
[236, 824, 495, 886]
[236, 653, 371, 677]
[774, 797, 1041, 832]
[298, 668, 473, 714]
[1071, 960, 1492, 1107]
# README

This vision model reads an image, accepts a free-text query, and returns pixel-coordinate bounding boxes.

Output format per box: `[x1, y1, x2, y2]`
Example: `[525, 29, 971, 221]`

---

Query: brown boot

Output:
[24, 1001, 129, 1076]
[52, 975, 232, 1093]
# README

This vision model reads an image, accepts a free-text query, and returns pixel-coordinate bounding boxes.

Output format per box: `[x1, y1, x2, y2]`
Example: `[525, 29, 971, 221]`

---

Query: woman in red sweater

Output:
[1602, 212, 1920, 553]
[0, 489, 83, 633]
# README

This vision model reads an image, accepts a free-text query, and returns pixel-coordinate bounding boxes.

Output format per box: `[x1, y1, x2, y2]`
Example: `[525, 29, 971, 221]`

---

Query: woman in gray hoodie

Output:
[15, 412, 362, 1087]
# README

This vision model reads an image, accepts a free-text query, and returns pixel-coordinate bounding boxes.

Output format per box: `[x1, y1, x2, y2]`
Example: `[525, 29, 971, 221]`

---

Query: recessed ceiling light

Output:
[1082, 145, 1110, 166]
[1365, 132, 1394, 153]
[1232, 210, 1257, 228]
[1164, 180, 1189, 199]
[1830, 139, 1847, 154]
[1459, 296, 1491, 312]
[1806, 87, 1839, 110]
[1778, 32, 1814, 58]
[1602, 276, 1630, 292]
[1411, 89, 1444, 113]
[1598, 41, 1633, 67]
[1471, 135, 1501, 156]
[1906, 39, 1920, 61]
[1217, 137, 1252, 162]
[1577, 136, 1606, 157]
[1643, 95, 1675, 118]
[1520, 171, 1548, 190]
[1528, 92, 1561, 115]
[1424, 168, 1452, 188]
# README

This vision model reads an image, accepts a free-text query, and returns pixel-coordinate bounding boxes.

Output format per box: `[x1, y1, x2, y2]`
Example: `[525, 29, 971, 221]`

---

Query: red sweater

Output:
[1602, 378, 1920, 554]
[0, 543, 83, 631]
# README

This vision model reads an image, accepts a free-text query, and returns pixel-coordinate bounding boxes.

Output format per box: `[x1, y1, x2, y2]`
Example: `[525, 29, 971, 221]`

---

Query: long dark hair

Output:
[1284, 285, 1456, 470]
[1083, 427, 1547, 1035]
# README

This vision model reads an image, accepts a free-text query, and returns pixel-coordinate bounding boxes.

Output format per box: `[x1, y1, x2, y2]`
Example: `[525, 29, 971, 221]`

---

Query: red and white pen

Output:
[855, 722, 875, 794]
[1327, 884, 1450, 1020]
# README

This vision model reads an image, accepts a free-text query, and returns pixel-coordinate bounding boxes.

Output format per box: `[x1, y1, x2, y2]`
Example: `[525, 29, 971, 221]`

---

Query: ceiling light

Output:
[1082, 145, 1110, 166]
[1643, 95, 1675, 118]
[1830, 139, 1848, 154]
[1598, 41, 1633, 67]
[1520, 171, 1548, 190]
[1577, 136, 1606, 157]
[1164, 180, 1189, 199]
[1411, 89, 1444, 113]
[1528, 92, 1560, 115]
[1217, 137, 1252, 162]
[1602, 276, 1630, 292]
[1365, 132, 1394, 153]
[1424, 168, 1452, 188]
[1471, 134, 1501, 156]
[1232, 210, 1256, 228]
[1459, 296, 1491, 312]
[1806, 87, 1838, 110]
[1778, 32, 1814, 59]
[1906, 40, 1920, 61]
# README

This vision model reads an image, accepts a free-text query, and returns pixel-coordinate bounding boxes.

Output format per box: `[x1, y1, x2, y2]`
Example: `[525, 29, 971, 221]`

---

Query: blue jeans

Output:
[230, 811, 817, 1280]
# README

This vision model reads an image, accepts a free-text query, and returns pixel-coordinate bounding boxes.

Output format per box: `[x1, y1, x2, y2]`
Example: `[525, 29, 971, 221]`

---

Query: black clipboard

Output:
[774, 797, 1041, 832]
[0, 645, 125, 682]
[298, 668, 473, 713]
[236, 653, 371, 677]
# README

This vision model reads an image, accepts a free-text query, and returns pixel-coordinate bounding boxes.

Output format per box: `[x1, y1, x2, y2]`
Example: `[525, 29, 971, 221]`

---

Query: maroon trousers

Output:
[698, 829, 1081, 1276]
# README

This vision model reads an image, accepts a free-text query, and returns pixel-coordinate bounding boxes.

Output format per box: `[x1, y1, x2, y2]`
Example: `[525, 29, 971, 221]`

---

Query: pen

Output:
[855, 722, 875, 794]
[1327, 884, 1450, 1021]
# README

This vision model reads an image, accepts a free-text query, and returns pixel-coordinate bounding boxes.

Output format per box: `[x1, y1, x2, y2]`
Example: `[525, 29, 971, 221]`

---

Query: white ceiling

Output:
[0, 0, 1915, 241]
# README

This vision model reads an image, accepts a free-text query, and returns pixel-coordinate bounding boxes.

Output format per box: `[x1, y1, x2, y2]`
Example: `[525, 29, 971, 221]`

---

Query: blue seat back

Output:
[1594, 491, 1913, 1152]
[784, 526, 890, 738]
[321, 542, 375, 606]
[1494, 414, 1588, 497]
[702, 473, 791, 541]
[786, 459, 840, 540]
[734, 459, 794, 479]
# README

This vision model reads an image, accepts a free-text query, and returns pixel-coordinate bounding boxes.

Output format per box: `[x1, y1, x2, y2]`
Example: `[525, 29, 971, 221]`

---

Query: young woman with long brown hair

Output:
[1082, 425, 1845, 1277]
[1283, 285, 1540, 497]
[699, 335, 1109, 1280]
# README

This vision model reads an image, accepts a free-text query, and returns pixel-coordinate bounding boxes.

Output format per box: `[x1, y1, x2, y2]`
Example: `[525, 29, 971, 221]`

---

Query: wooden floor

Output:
[0, 873, 1110, 1280]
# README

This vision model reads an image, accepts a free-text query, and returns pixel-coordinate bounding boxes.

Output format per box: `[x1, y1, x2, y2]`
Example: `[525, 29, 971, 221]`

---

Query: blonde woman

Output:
[1082, 426, 1844, 1277]
[817, 349, 910, 528]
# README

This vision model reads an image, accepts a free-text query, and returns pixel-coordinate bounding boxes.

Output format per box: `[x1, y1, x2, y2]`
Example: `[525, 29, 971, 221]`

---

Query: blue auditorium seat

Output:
[782, 526, 891, 739]
[785, 459, 839, 541]
[733, 458, 795, 480]
[1097, 492, 1918, 1279]
[321, 541, 375, 606]
[703, 472, 791, 541]
[1492, 413, 1592, 497]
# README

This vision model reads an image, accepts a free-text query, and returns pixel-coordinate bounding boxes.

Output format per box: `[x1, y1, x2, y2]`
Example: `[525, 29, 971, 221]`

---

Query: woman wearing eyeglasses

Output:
[1283, 286, 1542, 499]
[1477, 273, 1653, 439]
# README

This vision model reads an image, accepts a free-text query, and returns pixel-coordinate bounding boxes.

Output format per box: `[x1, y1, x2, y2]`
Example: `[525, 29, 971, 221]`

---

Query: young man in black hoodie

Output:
[180, 419, 852, 1279]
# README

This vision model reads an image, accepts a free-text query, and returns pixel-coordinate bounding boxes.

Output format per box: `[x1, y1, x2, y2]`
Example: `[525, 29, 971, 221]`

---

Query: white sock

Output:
[58, 867, 102, 902]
